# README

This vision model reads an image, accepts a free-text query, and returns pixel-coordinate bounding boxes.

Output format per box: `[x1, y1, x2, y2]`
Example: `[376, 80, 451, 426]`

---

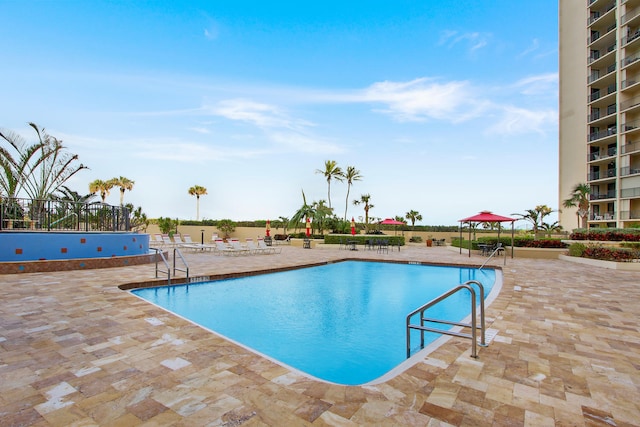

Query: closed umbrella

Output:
[351, 217, 356, 235]
[266, 219, 271, 237]
[305, 217, 311, 237]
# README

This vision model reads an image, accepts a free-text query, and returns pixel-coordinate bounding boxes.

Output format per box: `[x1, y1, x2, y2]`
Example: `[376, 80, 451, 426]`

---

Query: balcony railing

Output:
[589, 127, 617, 141]
[620, 165, 640, 175]
[591, 212, 616, 220]
[621, 120, 640, 132]
[622, 52, 640, 67]
[622, 140, 640, 153]
[588, 147, 617, 160]
[620, 186, 640, 198]
[620, 210, 640, 219]
[622, 4, 640, 25]
[0, 198, 131, 232]
[622, 28, 640, 46]
[588, 169, 617, 180]
[620, 94, 640, 110]
[590, 191, 617, 200]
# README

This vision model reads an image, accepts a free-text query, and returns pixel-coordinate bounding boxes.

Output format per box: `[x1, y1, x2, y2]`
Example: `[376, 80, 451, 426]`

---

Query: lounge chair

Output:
[214, 239, 247, 256]
[183, 235, 215, 251]
[258, 238, 281, 254]
[150, 234, 165, 248]
[228, 239, 251, 255]
[161, 234, 175, 248]
[245, 238, 273, 254]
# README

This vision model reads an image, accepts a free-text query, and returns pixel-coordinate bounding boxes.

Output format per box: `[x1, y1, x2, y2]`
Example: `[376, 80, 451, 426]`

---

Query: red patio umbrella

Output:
[379, 218, 405, 235]
[351, 217, 356, 235]
[265, 219, 271, 237]
[305, 217, 311, 237]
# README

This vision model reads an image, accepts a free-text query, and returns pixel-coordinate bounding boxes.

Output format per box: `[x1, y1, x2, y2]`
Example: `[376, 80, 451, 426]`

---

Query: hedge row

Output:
[570, 228, 640, 242]
[323, 235, 405, 246]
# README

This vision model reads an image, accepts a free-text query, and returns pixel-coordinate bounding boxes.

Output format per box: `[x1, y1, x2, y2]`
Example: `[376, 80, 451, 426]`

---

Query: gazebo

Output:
[458, 211, 516, 258]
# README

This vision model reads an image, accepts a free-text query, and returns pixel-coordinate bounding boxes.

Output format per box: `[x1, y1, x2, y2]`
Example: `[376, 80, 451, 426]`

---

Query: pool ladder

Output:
[406, 280, 487, 359]
[152, 247, 189, 285]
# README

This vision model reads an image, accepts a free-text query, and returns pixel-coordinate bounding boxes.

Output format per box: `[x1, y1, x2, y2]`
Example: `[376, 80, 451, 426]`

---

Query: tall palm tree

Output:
[405, 210, 422, 231]
[563, 183, 591, 229]
[188, 185, 208, 221]
[89, 179, 114, 203]
[342, 166, 362, 220]
[316, 160, 343, 209]
[353, 194, 374, 232]
[112, 176, 135, 206]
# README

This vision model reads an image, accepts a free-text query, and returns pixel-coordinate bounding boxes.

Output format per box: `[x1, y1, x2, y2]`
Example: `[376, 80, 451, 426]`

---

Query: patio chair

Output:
[214, 239, 243, 256]
[228, 239, 251, 255]
[258, 238, 281, 254]
[245, 238, 273, 254]
[150, 234, 165, 248]
[377, 239, 389, 254]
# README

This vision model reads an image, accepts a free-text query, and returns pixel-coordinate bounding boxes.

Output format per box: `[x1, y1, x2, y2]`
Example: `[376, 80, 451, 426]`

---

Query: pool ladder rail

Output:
[152, 247, 190, 285]
[406, 280, 487, 359]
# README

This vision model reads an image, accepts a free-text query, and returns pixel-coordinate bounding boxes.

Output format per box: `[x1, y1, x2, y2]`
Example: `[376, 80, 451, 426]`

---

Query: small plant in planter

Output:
[217, 219, 236, 241]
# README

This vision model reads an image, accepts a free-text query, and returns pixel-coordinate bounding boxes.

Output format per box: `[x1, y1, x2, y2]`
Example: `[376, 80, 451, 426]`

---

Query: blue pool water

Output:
[132, 261, 496, 385]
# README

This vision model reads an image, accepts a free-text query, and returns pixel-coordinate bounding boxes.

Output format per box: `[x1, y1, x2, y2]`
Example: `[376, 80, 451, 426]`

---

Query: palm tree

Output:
[311, 200, 333, 234]
[0, 123, 87, 200]
[405, 210, 422, 231]
[342, 166, 362, 220]
[291, 190, 315, 232]
[563, 183, 591, 229]
[89, 179, 114, 203]
[112, 176, 135, 206]
[316, 160, 343, 209]
[512, 208, 541, 238]
[188, 185, 208, 221]
[353, 194, 374, 232]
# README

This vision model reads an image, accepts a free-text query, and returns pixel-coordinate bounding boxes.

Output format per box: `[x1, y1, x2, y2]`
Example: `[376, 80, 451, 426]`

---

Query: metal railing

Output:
[480, 243, 505, 269]
[153, 247, 190, 285]
[406, 280, 486, 359]
[0, 197, 130, 231]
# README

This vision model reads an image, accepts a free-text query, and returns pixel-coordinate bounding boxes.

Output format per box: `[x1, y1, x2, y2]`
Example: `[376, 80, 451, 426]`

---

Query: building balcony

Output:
[591, 212, 616, 220]
[588, 147, 617, 160]
[589, 1, 616, 25]
[589, 83, 617, 101]
[622, 4, 640, 25]
[588, 63, 617, 83]
[621, 51, 640, 69]
[620, 210, 640, 219]
[620, 186, 640, 198]
[619, 165, 640, 175]
[621, 119, 640, 133]
[622, 140, 640, 153]
[620, 94, 640, 111]
[589, 44, 616, 64]
[590, 191, 617, 200]
[588, 127, 617, 141]
[588, 169, 617, 180]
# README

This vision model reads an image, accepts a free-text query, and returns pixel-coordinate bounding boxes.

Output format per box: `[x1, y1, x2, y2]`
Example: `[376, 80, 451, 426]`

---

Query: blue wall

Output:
[0, 232, 150, 261]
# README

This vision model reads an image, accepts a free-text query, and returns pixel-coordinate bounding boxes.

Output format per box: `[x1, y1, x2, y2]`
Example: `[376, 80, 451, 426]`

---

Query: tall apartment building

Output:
[559, 0, 640, 229]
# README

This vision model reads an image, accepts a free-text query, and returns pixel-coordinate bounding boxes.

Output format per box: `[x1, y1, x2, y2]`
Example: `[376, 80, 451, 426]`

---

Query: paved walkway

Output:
[1, 245, 639, 426]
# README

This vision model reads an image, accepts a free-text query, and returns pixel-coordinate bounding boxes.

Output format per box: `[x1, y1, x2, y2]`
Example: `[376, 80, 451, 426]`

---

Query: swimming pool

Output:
[132, 261, 497, 385]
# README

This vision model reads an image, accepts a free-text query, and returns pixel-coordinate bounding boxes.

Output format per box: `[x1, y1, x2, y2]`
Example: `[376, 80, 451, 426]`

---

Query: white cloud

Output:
[511, 73, 558, 96]
[485, 106, 557, 136]
[207, 98, 313, 130]
[438, 30, 490, 51]
[517, 38, 540, 59]
[360, 78, 480, 122]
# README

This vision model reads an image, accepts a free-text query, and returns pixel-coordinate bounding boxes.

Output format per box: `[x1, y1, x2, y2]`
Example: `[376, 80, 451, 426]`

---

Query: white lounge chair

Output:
[258, 238, 281, 254]
[245, 238, 272, 254]
[161, 234, 175, 248]
[214, 239, 244, 256]
[228, 239, 251, 255]
[174, 234, 208, 252]
[183, 235, 215, 251]
[150, 234, 165, 248]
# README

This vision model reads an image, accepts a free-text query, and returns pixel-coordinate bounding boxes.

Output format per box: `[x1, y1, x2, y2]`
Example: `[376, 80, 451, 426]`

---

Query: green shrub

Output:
[568, 242, 586, 257]
[409, 236, 423, 243]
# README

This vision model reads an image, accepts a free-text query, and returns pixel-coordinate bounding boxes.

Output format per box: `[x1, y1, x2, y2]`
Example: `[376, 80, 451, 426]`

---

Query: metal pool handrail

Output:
[172, 247, 189, 281]
[406, 280, 486, 359]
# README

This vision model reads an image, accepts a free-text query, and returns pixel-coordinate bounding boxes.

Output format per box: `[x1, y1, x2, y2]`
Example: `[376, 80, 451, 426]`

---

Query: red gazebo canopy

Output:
[459, 210, 515, 223]
[458, 211, 515, 259]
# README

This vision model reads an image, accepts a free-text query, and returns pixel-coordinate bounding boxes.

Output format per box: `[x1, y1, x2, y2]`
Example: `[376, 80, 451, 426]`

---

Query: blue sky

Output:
[1, 1, 559, 226]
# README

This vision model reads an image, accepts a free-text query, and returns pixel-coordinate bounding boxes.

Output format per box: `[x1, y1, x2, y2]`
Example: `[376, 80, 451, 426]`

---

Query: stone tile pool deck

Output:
[0, 245, 639, 426]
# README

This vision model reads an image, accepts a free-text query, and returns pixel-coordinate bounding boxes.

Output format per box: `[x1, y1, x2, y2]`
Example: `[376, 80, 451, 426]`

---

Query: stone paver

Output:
[1, 244, 639, 426]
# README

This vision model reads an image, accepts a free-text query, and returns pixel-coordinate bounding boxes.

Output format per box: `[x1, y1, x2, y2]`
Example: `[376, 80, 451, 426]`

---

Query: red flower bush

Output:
[582, 246, 638, 261]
